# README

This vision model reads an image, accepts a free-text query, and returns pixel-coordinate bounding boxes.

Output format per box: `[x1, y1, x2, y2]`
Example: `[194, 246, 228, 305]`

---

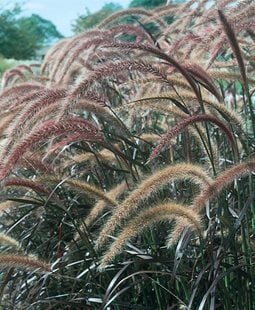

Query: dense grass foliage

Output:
[0, 1, 254, 309]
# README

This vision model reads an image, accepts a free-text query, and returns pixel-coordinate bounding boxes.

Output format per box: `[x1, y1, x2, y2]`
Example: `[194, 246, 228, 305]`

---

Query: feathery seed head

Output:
[99, 202, 201, 269]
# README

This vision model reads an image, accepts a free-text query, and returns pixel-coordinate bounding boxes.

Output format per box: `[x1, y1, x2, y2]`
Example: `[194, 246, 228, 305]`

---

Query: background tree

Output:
[129, 0, 185, 7]
[0, 5, 63, 60]
[129, 0, 166, 9]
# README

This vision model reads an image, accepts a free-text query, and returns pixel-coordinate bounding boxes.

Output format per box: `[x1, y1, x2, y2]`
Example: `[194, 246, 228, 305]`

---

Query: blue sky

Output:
[19, 0, 131, 37]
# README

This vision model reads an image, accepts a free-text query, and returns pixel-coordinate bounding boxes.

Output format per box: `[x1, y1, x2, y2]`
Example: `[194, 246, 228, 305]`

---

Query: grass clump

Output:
[0, 1, 254, 309]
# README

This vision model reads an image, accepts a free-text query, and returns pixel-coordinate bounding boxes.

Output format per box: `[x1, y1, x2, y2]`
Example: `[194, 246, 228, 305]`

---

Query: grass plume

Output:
[0, 233, 20, 248]
[169, 160, 255, 245]
[218, 10, 247, 87]
[0, 254, 51, 272]
[99, 202, 202, 269]
[4, 177, 50, 196]
[74, 181, 128, 242]
[149, 114, 236, 161]
[0, 117, 102, 181]
[95, 163, 211, 248]
[0, 1, 254, 307]
[45, 176, 117, 207]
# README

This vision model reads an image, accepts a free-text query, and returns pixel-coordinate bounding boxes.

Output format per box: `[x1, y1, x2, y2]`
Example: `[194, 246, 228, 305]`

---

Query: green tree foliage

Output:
[72, 2, 122, 33]
[129, 0, 167, 9]
[129, 0, 185, 8]
[19, 14, 63, 45]
[0, 5, 63, 60]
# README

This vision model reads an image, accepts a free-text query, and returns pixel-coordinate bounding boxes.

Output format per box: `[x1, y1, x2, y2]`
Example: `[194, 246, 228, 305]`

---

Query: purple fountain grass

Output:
[3, 88, 47, 116]
[49, 31, 107, 82]
[0, 0, 253, 306]
[1, 68, 26, 88]
[168, 159, 255, 246]
[153, 2, 178, 13]
[174, 0, 197, 15]
[124, 100, 187, 119]
[0, 90, 49, 141]
[69, 59, 169, 101]
[143, 5, 178, 24]
[45, 133, 87, 157]
[77, 57, 94, 71]
[193, 160, 255, 214]
[20, 155, 54, 174]
[1, 88, 68, 160]
[218, 9, 255, 136]
[41, 38, 70, 74]
[183, 63, 222, 101]
[206, 34, 225, 69]
[181, 0, 209, 30]
[161, 0, 196, 37]
[46, 38, 75, 81]
[235, 21, 255, 39]
[207, 14, 252, 62]
[97, 8, 154, 29]
[218, 10, 247, 87]
[0, 254, 51, 272]
[131, 89, 243, 129]
[95, 163, 211, 248]
[59, 24, 155, 80]
[0, 232, 20, 248]
[58, 90, 112, 122]
[57, 50, 91, 83]
[16, 101, 62, 141]
[198, 27, 222, 55]
[228, 1, 255, 27]
[45, 176, 117, 207]
[63, 148, 125, 170]
[209, 70, 255, 84]
[8, 88, 67, 141]
[58, 35, 114, 83]
[83, 181, 128, 230]
[109, 24, 154, 44]
[176, 12, 196, 34]
[0, 201, 19, 213]
[3, 176, 62, 205]
[0, 83, 44, 111]
[169, 32, 203, 56]
[73, 90, 106, 107]
[15, 64, 34, 75]
[30, 63, 41, 69]
[60, 64, 85, 86]
[0, 112, 16, 138]
[99, 202, 202, 269]
[148, 114, 236, 161]
[0, 117, 103, 182]
[4, 177, 51, 196]
[73, 100, 130, 136]
[124, 74, 191, 92]
[140, 8, 169, 30]
[103, 41, 202, 101]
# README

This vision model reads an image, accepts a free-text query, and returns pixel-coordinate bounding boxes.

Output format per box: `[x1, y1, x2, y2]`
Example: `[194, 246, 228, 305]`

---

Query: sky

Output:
[19, 0, 131, 37]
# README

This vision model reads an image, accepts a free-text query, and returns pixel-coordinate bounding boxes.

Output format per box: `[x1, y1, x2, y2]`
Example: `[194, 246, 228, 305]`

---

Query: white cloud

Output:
[24, 2, 45, 12]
